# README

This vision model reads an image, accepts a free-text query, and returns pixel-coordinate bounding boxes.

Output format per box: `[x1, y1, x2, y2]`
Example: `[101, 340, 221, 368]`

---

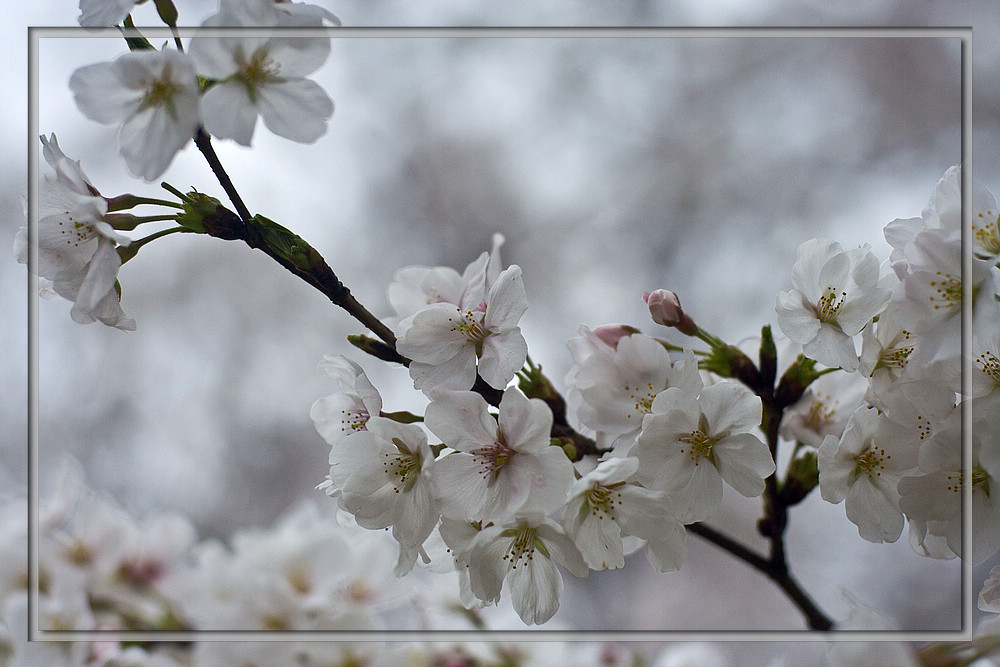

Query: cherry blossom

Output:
[632, 381, 774, 523]
[561, 456, 685, 572]
[310, 355, 383, 450]
[779, 366, 867, 449]
[565, 327, 701, 453]
[775, 238, 891, 370]
[425, 387, 573, 522]
[188, 0, 334, 146]
[324, 417, 438, 556]
[386, 233, 505, 331]
[70, 49, 200, 181]
[817, 406, 918, 543]
[465, 512, 588, 625]
[77, 0, 138, 27]
[15, 135, 135, 329]
[397, 264, 528, 391]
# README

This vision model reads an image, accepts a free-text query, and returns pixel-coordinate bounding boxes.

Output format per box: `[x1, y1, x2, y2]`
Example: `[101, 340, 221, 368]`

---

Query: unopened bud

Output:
[644, 289, 697, 335]
[592, 324, 640, 349]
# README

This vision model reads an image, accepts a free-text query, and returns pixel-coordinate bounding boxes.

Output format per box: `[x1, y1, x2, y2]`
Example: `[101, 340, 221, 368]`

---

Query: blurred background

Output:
[6, 0, 997, 662]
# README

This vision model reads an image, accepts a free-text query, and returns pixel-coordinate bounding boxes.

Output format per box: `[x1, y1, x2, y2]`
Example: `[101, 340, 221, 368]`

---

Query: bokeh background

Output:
[6, 0, 998, 663]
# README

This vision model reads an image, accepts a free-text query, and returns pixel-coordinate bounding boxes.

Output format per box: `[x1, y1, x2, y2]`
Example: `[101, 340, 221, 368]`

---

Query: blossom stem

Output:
[687, 521, 833, 630]
[106, 194, 185, 211]
[117, 226, 193, 263]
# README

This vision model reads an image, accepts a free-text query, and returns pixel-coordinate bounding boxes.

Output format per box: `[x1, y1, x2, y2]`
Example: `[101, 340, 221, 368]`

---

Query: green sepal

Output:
[701, 344, 763, 392]
[774, 354, 821, 410]
[119, 15, 154, 51]
[779, 450, 819, 506]
[381, 410, 424, 424]
[152, 0, 178, 26]
[759, 324, 777, 391]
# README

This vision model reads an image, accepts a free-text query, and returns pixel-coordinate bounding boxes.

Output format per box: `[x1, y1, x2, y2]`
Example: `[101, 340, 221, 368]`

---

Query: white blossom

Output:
[397, 265, 529, 391]
[565, 327, 700, 454]
[817, 406, 918, 543]
[465, 513, 588, 625]
[776, 238, 891, 371]
[310, 355, 383, 452]
[70, 50, 200, 181]
[78, 0, 137, 27]
[561, 456, 685, 572]
[15, 135, 135, 329]
[189, 0, 334, 146]
[325, 416, 439, 557]
[632, 381, 774, 523]
[426, 387, 573, 522]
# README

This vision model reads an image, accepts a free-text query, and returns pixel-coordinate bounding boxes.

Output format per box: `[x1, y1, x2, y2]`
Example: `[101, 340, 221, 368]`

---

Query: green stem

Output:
[118, 227, 192, 263]
[107, 195, 185, 211]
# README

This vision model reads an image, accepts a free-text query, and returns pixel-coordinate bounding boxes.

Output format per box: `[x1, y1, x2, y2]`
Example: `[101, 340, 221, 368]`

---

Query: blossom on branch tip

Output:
[386, 234, 505, 331]
[70, 50, 200, 181]
[15, 135, 135, 330]
[189, 0, 334, 146]
[397, 264, 528, 392]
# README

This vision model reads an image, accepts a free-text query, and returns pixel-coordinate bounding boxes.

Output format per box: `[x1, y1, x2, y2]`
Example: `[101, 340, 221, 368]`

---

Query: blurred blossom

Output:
[189, 0, 334, 145]
[70, 50, 200, 181]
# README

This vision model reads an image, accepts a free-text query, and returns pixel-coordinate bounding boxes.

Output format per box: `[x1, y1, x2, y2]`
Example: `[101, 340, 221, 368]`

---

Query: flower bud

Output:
[592, 324, 640, 349]
[644, 290, 697, 335]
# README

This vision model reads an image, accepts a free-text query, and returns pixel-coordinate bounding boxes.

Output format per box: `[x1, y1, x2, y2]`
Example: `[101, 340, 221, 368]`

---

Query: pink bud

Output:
[592, 324, 640, 349]
[644, 289, 698, 335]
[644, 289, 684, 326]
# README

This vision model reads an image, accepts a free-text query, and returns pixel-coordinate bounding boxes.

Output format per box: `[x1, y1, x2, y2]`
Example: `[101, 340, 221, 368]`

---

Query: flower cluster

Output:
[70, 0, 338, 181]
[311, 166, 998, 627]
[773, 167, 1000, 558]
[312, 238, 776, 624]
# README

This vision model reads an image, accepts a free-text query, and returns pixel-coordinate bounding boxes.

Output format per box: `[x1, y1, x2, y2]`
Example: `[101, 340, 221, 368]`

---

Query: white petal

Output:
[508, 553, 562, 625]
[258, 79, 334, 143]
[200, 84, 260, 146]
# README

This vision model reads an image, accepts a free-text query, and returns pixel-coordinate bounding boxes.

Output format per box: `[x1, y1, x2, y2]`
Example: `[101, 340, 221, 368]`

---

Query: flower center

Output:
[974, 209, 1000, 258]
[927, 271, 962, 311]
[470, 439, 514, 482]
[815, 286, 847, 323]
[585, 482, 624, 521]
[975, 350, 1000, 386]
[138, 65, 180, 117]
[854, 444, 891, 480]
[500, 525, 539, 570]
[118, 557, 165, 586]
[625, 382, 657, 420]
[339, 406, 370, 433]
[803, 394, 837, 431]
[236, 47, 281, 102]
[449, 307, 489, 348]
[678, 429, 717, 466]
[876, 329, 914, 371]
[56, 216, 97, 248]
[971, 464, 991, 496]
[383, 437, 421, 493]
